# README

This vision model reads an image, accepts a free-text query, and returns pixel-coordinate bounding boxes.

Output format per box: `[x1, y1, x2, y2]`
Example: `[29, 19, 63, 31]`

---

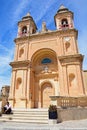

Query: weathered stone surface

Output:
[57, 107, 87, 122]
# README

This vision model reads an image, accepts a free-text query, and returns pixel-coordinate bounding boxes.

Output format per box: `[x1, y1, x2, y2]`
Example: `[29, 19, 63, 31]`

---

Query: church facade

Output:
[9, 5, 86, 108]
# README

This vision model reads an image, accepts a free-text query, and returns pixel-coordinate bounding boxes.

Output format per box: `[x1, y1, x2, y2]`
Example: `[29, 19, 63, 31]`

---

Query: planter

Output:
[48, 105, 58, 124]
[49, 111, 57, 119]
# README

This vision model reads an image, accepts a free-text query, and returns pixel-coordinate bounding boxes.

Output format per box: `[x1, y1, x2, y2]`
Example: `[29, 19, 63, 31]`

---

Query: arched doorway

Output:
[31, 48, 58, 108]
[41, 82, 54, 108]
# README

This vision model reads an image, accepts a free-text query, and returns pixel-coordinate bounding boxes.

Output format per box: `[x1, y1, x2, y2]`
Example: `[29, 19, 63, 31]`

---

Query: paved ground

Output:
[0, 119, 87, 130]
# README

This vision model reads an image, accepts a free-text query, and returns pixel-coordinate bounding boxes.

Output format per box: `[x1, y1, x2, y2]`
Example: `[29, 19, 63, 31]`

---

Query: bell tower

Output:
[54, 5, 74, 30]
[53, 5, 85, 96]
[9, 13, 37, 108]
[17, 13, 37, 37]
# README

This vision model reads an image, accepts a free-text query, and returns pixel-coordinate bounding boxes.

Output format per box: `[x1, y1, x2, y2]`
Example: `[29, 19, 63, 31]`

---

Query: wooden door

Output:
[41, 83, 54, 108]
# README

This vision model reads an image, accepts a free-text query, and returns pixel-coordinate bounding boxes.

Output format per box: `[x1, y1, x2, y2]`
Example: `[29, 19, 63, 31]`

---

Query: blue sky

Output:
[0, 0, 87, 90]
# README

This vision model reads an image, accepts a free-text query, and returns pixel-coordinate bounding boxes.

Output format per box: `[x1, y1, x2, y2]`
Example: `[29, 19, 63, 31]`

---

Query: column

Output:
[14, 44, 19, 61]
[9, 70, 16, 107]
[76, 64, 85, 95]
[26, 66, 31, 108]
[62, 65, 69, 96]
[58, 60, 65, 96]
[22, 70, 27, 99]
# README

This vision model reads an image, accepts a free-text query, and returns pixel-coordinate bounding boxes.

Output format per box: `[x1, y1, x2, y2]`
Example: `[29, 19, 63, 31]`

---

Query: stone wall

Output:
[57, 107, 87, 122]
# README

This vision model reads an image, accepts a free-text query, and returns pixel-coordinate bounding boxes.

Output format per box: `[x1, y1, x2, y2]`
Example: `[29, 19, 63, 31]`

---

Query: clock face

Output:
[64, 37, 70, 41]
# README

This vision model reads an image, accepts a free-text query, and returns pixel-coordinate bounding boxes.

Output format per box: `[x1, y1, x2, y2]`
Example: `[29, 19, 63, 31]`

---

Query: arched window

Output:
[19, 48, 24, 58]
[22, 26, 27, 34]
[61, 19, 68, 28]
[16, 78, 22, 89]
[41, 58, 52, 64]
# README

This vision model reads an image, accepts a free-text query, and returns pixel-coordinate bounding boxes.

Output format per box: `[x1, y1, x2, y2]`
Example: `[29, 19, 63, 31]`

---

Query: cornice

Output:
[35, 72, 58, 79]
[10, 60, 30, 68]
[58, 54, 84, 64]
[14, 29, 78, 43]
[30, 29, 78, 39]
[54, 11, 73, 19]
[14, 36, 29, 43]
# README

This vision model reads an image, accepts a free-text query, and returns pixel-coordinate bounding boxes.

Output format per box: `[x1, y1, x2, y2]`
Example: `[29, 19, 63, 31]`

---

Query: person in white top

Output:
[4, 102, 12, 114]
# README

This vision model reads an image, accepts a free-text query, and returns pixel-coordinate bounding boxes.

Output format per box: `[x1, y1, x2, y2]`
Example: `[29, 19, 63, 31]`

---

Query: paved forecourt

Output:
[0, 119, 87, 130]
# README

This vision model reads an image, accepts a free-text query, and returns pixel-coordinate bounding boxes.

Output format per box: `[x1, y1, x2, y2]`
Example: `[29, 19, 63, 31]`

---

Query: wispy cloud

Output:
[0, 75, 11, 89]
[78, 29, 87, 70]
[10, 0, 32, 26]
[0, 0, 32, 90]
[0, 55, 12, 73]
[0, 44, 14, 89]
[0, 41, 13, 52]
[0, 44, 10, 53]
[35, 0, 58, 23]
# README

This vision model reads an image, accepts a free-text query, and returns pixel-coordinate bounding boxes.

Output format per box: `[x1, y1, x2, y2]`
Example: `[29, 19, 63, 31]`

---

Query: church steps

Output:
[0, 118, 48, 124]
[12, 108, 48, 111]
[1, 115, 48, 120]
[2, 114, 48, 117]
[12, 112, 48, 115]
[0, 109, 48, 124]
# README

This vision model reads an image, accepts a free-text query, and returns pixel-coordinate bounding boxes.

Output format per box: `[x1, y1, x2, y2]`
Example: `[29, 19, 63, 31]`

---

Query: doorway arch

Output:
[30, 48, 58, 108]
[41, 82, 54, 108]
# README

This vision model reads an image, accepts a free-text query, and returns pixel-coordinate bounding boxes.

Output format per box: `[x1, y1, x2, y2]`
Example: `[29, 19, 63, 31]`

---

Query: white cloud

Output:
[0, 56, 11, 73]
[35, 0, 58, 23]
[0, 0, 31, 90]
[0, 44, 10, 53]
[0, 44, 14, 89]
[78, 29, 87, 70]
[0, 75, 11, 90]
[10, 0, 32, 26]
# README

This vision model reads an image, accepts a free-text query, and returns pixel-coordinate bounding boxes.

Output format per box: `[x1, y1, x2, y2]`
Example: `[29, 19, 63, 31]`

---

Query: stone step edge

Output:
[0, 119, 48, 123]
[12, 108, 48, 111]
[2, 114, 48, 118]
[1, 116, 48, 120]
[3, 112, 48, 114]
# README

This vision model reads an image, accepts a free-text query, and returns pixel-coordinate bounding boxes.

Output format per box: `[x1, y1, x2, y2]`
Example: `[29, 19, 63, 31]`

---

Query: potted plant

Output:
[48, 104, 57, 119]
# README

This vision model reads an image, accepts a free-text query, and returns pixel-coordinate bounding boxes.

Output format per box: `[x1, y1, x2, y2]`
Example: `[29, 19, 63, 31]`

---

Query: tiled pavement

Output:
[0, 119, 87, 130]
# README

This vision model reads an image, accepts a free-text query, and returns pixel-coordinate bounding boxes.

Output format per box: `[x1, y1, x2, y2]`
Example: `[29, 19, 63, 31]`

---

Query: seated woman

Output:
[4, 102, 12, 114]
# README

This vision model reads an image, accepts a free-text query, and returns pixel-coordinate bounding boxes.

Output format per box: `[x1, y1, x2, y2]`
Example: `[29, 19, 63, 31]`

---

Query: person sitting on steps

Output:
[4, 102, 12, 114]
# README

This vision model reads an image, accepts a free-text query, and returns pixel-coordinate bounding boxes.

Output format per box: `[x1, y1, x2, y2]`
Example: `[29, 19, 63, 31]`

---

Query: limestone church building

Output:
[9, 5, 87, 109]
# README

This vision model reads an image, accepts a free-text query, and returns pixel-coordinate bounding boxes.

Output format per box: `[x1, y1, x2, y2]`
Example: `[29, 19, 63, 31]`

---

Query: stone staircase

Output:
[0, 109, 49, 124]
